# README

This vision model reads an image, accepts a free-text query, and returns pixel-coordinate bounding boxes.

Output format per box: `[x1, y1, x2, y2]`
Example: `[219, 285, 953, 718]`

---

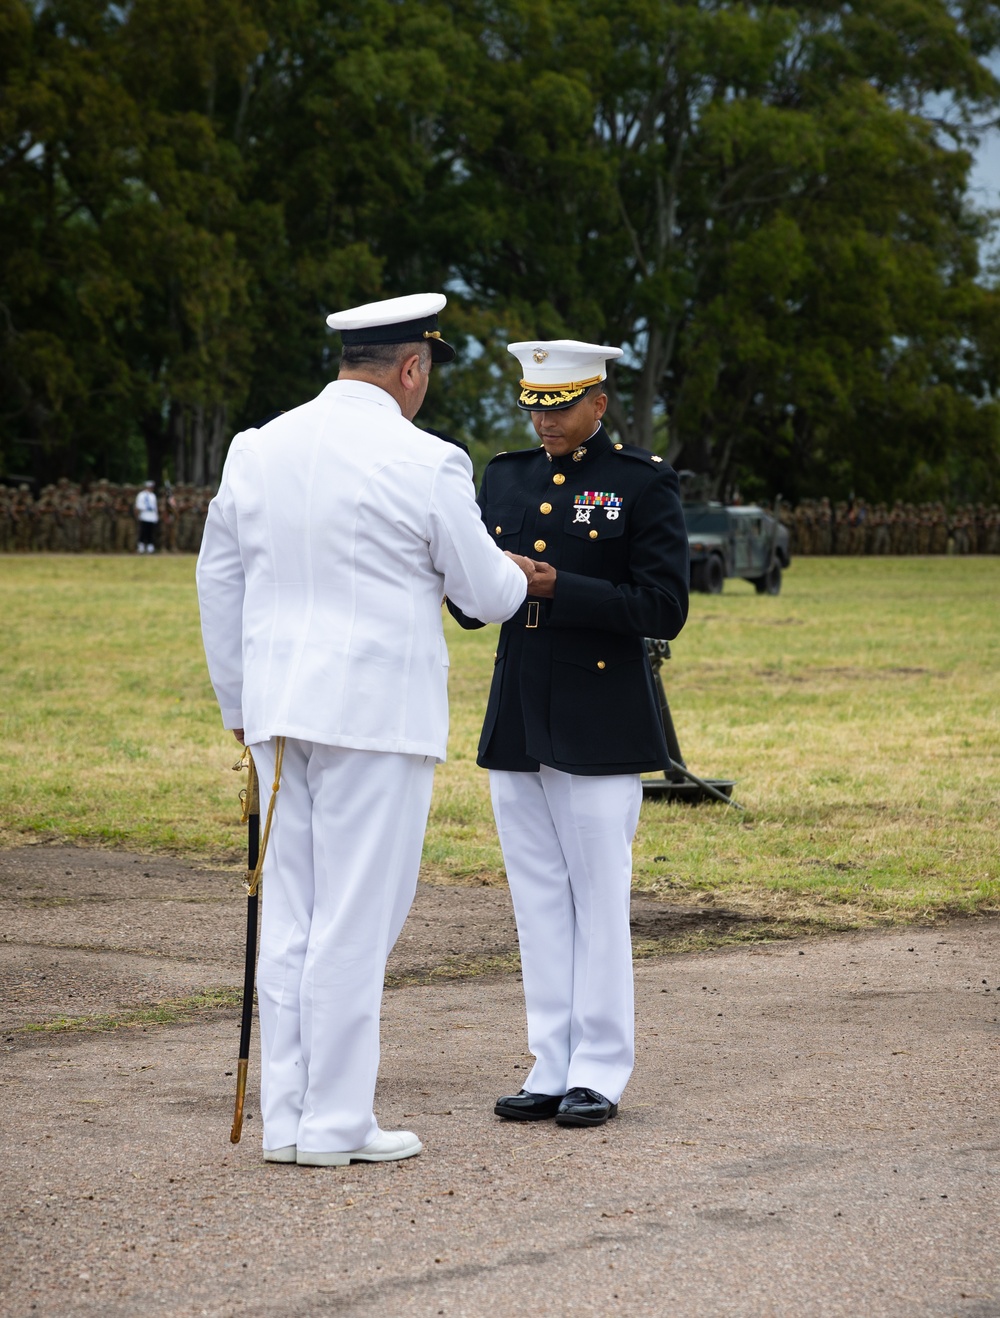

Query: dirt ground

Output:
[2, 844, 998, 1317]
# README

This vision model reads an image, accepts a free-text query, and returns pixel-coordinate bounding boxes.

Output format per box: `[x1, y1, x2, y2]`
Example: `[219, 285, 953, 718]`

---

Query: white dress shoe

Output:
[262, 1145, 297, 1163]
[297, 1130, 423, 1167]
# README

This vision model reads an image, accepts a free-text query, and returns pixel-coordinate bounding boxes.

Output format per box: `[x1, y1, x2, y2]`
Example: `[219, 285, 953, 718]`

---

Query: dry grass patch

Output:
[19, 987, 242, 1034]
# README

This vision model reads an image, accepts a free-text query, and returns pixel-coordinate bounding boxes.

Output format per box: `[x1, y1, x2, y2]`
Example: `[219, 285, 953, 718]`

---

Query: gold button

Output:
[597, 661, 606, 670]
[589, 529, 598, 540]
[493, 652, 497, 660]
[495, 525, 502, 534]
[539, 502, 552, 515]
[553, 473, 566, 485]
[534, 539, 546, 552]
[614, 443, 623, 450]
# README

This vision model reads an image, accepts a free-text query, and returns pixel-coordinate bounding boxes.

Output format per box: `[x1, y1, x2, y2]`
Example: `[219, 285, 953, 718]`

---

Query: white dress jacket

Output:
[196, 380, 526, 758]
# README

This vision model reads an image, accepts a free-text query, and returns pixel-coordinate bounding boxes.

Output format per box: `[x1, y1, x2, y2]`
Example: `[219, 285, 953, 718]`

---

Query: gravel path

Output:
[1, 847, 997, 1316]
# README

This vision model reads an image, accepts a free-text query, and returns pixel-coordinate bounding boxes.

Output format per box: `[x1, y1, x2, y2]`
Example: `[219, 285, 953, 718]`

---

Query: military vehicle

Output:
[683, 501, 791, 594]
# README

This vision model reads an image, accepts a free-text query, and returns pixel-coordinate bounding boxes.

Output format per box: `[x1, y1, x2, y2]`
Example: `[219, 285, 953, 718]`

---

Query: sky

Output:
[969, 131, 1000, 268]
[971, 125, 1000, 201]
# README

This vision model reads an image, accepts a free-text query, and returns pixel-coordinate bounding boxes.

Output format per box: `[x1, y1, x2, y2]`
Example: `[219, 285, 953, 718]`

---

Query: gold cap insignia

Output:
[533, 349, 549, 363]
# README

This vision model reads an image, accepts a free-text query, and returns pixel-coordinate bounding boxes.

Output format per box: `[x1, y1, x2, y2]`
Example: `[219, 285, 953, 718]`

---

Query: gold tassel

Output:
[232, 741, 283, 893]
[244, 739, 283, 896]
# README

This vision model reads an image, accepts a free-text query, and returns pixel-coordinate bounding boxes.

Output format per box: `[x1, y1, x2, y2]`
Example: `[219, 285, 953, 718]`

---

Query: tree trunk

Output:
[171, 403, 186, 484]
[192, 404, 206, 487]
[207, 403, 228, 487]
[142, 408, 168, 484]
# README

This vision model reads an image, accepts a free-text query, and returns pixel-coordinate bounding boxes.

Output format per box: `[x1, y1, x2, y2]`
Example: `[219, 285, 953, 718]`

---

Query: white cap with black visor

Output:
[326, 293, 456, 364]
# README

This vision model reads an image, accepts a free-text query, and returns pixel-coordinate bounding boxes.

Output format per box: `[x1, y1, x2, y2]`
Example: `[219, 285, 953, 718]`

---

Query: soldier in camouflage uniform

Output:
[13, 486, 34, 551]
[984, 506, 1000, 554]
[870, 503, 890, 554]
[914, 506, 930, 555]
[929, 504, 948, 554]
[952, 507, 970, 555]
[33, 486, 56, 551]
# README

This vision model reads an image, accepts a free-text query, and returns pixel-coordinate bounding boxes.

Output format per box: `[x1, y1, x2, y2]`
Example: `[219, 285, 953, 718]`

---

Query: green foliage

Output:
[2, 0, 1000, 500]
[432, 0, 1000, 500]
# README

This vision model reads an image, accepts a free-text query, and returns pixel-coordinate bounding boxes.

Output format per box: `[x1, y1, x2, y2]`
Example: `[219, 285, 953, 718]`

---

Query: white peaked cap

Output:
[507, 339, 624, 410]
[327, 292, 445, 331]
[326, 293, 455, 362]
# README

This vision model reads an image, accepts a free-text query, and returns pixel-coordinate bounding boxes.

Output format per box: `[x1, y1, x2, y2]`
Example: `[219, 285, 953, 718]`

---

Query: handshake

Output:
[505, 551, 557, 599]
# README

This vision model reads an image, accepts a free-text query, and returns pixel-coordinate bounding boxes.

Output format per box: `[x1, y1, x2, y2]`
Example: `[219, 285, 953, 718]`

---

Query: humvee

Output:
[683, 501, 791, 594]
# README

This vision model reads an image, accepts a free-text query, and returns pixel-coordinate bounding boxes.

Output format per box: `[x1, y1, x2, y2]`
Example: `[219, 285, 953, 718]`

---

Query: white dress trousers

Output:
[251, 736, 435, 1154]
[196, 380, 527, 1153]
[489, 766, 642, 1105]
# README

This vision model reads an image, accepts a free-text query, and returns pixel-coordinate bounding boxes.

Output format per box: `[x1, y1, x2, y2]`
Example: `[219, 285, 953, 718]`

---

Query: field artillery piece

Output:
[641, 639, 742, 808]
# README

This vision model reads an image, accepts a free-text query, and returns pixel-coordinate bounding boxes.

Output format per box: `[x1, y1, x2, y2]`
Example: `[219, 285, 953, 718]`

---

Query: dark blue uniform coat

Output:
[450, 425, 689, 775]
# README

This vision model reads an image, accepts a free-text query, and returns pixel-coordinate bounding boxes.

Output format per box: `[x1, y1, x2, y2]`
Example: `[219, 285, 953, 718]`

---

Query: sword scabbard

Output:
[230, 1057, 249, 1144]
[229, 741, 282, 1145]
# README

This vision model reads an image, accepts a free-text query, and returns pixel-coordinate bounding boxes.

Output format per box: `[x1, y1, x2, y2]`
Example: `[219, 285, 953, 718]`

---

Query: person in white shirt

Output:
[134, 480, 158, 553]
[196, 293, 535, 1167]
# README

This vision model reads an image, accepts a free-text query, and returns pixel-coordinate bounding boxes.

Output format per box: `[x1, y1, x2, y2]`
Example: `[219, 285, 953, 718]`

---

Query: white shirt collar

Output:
[324, 379, 401, 415]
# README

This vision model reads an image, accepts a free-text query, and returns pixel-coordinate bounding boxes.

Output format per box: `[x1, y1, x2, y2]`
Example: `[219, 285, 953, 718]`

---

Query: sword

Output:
[230, 749, 260, 1144]
[229, 739, 284, 1144]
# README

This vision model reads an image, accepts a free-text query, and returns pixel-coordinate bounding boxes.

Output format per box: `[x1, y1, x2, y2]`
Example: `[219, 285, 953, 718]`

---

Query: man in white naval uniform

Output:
[196, 294, 533, 1167]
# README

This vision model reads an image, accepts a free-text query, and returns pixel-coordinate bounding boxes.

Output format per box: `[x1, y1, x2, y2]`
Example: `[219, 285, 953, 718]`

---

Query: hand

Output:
[504, 551, 537, 584]
[233, 729, 245, 745]
[527, 560, 557, 598]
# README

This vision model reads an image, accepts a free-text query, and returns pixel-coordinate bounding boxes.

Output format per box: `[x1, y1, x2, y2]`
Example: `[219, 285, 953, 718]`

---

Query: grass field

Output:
[1, 555, 997, 939]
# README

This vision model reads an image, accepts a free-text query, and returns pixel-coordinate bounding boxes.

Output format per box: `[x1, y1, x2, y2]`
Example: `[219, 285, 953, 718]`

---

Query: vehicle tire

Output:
[753, 563, 782, 595]
[705, 555, 725, 594]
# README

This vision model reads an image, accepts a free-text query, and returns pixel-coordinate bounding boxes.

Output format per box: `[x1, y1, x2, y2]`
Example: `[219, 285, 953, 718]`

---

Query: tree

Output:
[3, 0, 1000, 502]
[431, 0, 1000, 501]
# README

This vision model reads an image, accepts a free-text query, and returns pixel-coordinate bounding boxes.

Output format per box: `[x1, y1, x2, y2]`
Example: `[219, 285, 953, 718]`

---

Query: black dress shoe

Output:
[554, 1087, 618, 1127]
[494, 1089, 564, 1121]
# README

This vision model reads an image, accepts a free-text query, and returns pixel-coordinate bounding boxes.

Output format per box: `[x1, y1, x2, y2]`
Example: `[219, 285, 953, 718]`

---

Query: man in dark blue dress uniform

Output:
[451, 339, 689, 1126]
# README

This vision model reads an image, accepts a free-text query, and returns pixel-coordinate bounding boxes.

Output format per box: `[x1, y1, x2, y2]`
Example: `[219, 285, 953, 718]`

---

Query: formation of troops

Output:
[0, 479, 211, 554]
[1, 479, 998, 556]
[780, 497, 1000, 556]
